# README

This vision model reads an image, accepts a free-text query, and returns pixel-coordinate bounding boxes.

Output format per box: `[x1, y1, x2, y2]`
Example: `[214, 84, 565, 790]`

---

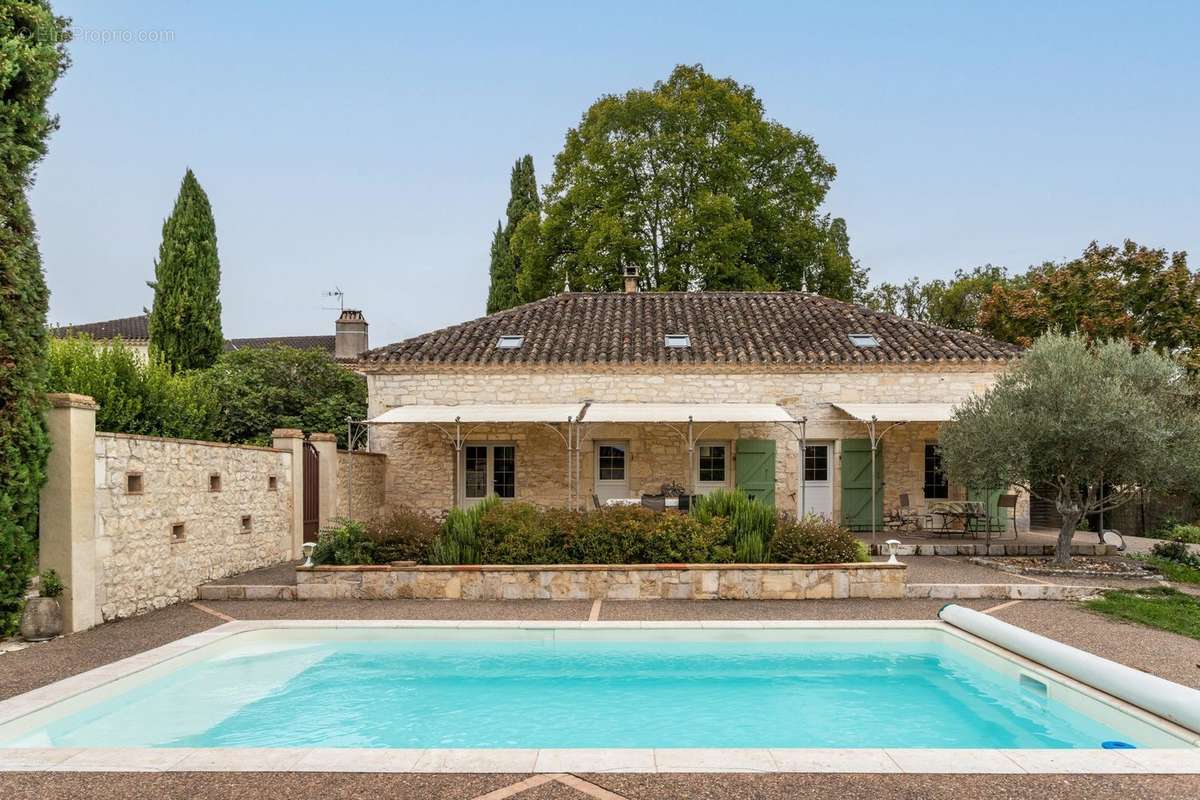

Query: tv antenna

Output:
[322, 287, 345, 312]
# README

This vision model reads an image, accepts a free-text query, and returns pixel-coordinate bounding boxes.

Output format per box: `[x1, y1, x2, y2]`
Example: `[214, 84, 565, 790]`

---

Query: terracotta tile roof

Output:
[53, 314, 335, 353]
[363, 292, 1021, 368]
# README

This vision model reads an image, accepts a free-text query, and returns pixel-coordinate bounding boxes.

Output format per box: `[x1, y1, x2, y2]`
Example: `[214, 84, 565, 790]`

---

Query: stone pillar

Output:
[39, 393, 98, 633]
[308, 432, 338, 530]
[272, 429, 306, 558]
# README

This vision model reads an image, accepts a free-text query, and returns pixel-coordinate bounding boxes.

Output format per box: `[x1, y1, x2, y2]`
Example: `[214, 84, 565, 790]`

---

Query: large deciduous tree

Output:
[486, 155, 539, 312]
[0, 2, 70, 634]
[147, 169, 223, 370]
[979, 241, 1200, 367]
[512, 64, 864, 300]
[939, 334, 1200, 564]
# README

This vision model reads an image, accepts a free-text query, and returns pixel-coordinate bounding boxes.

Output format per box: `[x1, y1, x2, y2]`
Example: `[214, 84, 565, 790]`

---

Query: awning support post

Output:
[770, 416, 808, 520]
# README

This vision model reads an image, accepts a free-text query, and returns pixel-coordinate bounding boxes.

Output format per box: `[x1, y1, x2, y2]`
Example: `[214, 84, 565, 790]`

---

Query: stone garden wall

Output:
[93, 432, 293, 620]
[296, 562, 907, 601]
[334, 449, 388, 519]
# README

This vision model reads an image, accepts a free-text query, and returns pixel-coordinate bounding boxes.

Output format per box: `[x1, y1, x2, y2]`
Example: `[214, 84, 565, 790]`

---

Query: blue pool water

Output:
[1, 632, 1156, 749]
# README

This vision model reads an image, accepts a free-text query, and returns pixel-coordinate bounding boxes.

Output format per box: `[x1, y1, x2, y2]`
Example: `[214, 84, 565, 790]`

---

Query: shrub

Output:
[567, 506, 658, 564]
[38, 569, 64, 599]
[428, 497, 501, 565]
[46, 335, 218, 439]
[312, 518, 375, 566]
[642, 512, 730, 564]
[770, 516, 866, 564]
[694, 489, 775, 564]
[1168, 525, 1200, 545]
[1151, 539, 1200, 568]
[477, 502, 575, 564]
[363, 506, 440, 563]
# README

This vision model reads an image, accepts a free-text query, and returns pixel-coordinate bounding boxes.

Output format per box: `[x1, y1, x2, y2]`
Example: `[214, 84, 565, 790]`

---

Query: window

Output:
[209, 473, 222, 492]
[496, 335, 524, 349]
[664, 334, 691, 348]
[848, 333, 879, 348]
[598, 443, 627, 481]
[924, 443, 949, 499]
[804, 445, 829, 481]
[698, 443, 726, 483]
[126, 473, 143, 494]
[171, 522, 186, 543]
[240, 515, 253, 534]
[462, 444, 517, 502]
[268, 475, 278, 491]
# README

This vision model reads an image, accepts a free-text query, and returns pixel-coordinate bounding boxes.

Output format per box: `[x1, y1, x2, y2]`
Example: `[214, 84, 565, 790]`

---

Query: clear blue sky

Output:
[33, 0, 1200, 346]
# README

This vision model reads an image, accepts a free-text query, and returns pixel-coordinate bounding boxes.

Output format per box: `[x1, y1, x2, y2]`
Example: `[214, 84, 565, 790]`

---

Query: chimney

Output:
[335, 309, 368, 360]
[623, 265, 640, 294]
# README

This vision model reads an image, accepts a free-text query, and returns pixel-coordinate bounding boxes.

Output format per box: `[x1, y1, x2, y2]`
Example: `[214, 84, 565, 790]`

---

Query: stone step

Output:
[905, 583, 1109, 601]
[196, 584, 296, 601]
[870, 543, 1116, 557]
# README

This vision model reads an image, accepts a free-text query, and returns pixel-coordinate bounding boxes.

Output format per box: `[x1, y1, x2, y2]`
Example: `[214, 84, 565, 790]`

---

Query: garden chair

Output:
[997, 493, 1019, 539]
[592, 494, 602, 510]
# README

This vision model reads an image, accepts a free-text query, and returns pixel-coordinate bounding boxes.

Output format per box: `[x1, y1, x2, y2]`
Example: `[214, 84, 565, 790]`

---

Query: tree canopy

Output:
[486, 155, 540, 312]
[938, 333, 1200, 563]
[511, 64, 864, 300]
[147, 168, 223, 370]
[203, 346, 367, 448]
[979, 241, 1200, 365]
[0, 1, 70, 634]
[862, 265, 1008, 333]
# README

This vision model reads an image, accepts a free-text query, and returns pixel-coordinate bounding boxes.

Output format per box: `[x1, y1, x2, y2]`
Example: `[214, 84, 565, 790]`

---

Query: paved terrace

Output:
[2, 590, 1199, 800]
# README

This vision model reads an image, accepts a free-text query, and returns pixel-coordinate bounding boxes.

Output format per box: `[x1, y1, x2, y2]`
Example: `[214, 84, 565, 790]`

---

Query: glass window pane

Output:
[598, 444, 625, 481]
[464, 446, 488, 498]
[699, 444, 725, 483]
[493, 446, 516, 498]
[924, 443, 949, 499]
[804, 446, 828, 481]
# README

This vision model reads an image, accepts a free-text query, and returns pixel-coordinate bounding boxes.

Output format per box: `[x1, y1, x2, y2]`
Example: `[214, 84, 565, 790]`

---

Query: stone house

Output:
[358, 277, 1023, 533]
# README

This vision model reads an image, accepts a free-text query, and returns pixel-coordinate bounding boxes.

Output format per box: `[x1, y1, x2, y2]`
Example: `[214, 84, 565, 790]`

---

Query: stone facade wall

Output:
[92, 432, 293, 620]
[364, 364, 1029, 529]
[296, 562, 907, 601]
[334, 450, 388, 519]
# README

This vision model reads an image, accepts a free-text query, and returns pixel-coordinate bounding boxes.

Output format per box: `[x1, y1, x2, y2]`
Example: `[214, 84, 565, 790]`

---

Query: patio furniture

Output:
[592, 494, 602, 510]
[641, 494, 667, 512]
[927, 500, 986, 537]
[886, 493, 929, 531]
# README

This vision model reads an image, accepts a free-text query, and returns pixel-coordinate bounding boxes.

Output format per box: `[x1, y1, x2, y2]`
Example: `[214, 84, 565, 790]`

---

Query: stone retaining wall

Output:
[295, 562, 906, 601]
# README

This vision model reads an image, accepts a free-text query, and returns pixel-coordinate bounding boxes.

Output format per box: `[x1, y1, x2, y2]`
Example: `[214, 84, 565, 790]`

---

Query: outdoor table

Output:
[926, 501, 987, 536]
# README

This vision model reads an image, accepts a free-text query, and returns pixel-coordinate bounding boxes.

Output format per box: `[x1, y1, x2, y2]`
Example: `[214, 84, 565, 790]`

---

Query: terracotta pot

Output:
[19, 597, 64, 641]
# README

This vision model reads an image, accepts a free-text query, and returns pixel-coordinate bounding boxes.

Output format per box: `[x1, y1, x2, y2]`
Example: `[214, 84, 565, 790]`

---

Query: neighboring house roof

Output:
[54, 314, 150, 342]
[52, 314, 336, 354]
[362, 291, 1021, 368]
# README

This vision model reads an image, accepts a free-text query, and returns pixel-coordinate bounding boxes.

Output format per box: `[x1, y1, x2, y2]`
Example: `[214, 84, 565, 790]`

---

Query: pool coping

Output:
[1, 619, 1198, 775]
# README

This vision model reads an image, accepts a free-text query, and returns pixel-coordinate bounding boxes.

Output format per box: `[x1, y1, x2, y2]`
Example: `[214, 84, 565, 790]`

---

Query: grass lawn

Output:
[1084, 587, 1200, 640]
[1131, 554, 1200, 584]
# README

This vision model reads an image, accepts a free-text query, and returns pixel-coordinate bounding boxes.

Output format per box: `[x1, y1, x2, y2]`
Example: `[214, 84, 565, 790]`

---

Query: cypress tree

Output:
[147, 169, 223, 369]
[485, 155, 540, 312]
[0, 2, 71, 634]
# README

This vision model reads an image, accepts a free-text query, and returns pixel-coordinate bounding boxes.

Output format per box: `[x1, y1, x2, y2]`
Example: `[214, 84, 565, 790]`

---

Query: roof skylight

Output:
[496, 335, 525, 349]
[848, 333, 879, 348]
[664, 334, 691, 348]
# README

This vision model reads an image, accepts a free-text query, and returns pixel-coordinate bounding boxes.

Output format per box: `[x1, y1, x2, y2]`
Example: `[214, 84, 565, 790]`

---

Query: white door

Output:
[801, 443, 833, 519]
[695, 441, 730, 496]
[594, 441, 630, 505]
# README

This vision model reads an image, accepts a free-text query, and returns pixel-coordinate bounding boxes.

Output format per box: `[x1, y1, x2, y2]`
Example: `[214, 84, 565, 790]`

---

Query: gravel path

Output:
[206, 561, 300, 586]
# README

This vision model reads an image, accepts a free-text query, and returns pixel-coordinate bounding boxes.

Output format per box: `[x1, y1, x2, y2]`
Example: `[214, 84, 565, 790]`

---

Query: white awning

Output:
[831, 402, 957, 423]
[582, 403, 795, 424]
[368, 403, 582, 424]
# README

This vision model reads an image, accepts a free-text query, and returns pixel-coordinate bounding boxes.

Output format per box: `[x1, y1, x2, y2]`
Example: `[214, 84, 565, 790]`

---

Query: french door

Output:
[460, 444, 516, 507]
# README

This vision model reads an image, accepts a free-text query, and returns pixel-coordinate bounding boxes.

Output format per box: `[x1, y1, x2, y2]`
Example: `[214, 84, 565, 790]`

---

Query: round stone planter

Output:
[20, 596, 64, 641]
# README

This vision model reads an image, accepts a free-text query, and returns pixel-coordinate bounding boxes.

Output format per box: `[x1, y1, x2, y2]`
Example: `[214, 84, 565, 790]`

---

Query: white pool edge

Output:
[1, 619, 1198, 775]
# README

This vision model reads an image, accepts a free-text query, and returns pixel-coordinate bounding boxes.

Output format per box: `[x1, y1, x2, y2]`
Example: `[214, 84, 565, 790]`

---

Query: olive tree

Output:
[939, 333, 1200, 564]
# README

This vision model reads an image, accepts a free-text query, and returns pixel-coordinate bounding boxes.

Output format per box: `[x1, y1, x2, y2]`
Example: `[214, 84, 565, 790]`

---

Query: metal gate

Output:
[303, 441, 320, 542]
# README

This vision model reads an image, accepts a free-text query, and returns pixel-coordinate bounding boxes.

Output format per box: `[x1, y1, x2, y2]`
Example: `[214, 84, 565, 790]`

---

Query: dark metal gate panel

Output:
[303, 442, 320, 542]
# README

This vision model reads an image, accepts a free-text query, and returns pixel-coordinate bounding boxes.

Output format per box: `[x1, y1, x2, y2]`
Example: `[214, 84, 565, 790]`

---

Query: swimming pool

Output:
[1, 620, 1195, 760]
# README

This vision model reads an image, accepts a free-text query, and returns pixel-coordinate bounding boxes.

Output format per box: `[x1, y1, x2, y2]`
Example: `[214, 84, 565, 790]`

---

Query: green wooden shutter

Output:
[735, 439, 776, 507]
[840, 439, 883, 532]
[967, 487, 1008, 533]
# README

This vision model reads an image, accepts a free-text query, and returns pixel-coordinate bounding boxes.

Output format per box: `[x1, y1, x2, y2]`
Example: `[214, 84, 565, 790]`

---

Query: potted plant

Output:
[19, 569, 65, 641]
